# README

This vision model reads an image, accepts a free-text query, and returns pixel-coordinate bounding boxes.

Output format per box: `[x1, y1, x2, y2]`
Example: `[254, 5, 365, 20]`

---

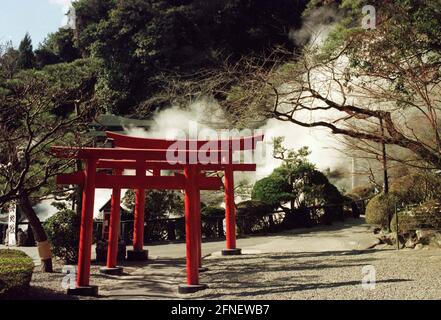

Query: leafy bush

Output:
[236, 200, 273, 234]
[236, 200, 273, 217]
[201, 206, 225, 217]
[391, 200, 441, 232]
[365, 193, 399, 228]
[346, 185, 375, 200]
[302, 169, 345, 205]
[44, 209, 80, 264]
[251, 175, 292, 208]
[0, 249, 34, 298]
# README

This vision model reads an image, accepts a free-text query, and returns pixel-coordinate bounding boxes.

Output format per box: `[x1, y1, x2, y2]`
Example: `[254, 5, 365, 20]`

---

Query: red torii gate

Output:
[52, 133, 263, 296]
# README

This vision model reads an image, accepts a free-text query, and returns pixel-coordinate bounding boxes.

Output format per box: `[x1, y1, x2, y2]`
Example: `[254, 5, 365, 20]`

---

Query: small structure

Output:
[98, 200, 130, 241]
[52, 132, 263, 296]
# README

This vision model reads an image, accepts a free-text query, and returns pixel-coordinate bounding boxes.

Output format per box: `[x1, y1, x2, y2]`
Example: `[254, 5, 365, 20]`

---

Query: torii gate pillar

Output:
[222, 167, 241, 255]
[100, 169, 124, 275]
[67, 159, 99, 296]
[127, 189, 148, 261]
[178, 166, 208, 293]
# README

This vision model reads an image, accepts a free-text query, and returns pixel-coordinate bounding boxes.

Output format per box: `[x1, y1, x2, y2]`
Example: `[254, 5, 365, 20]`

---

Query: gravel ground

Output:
[17, 246, 441, 300]
[188, 247, 441, 300]
[24, 259, 182, 300]
[12, 220, 441, 300]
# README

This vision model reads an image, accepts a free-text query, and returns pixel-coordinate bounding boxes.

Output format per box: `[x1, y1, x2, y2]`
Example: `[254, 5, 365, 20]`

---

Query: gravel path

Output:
[14, 219, 441, 300]
[189, 248, 441, 300]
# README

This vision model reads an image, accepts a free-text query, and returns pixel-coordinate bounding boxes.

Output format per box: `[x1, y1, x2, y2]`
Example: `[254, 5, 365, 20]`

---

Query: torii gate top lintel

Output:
[106, 131, 264, 151]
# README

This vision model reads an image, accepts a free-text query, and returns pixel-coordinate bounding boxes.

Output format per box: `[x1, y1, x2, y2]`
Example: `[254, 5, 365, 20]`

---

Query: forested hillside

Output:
[3, 0, 308, 117]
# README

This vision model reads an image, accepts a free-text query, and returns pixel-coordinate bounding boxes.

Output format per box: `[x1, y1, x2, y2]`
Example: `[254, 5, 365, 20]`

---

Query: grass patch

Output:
[0, 249, 34, 299]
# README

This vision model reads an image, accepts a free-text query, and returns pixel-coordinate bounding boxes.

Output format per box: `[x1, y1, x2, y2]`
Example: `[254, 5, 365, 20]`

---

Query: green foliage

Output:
[123, 190, 184, 219]
[251, 175, 292, 208]
[17, 33, 35, 70]
[34, 28, 81, 69]
[34, 48, 60, 69]
[236, 200, 272, 217]
[0, 58, 98, 205]
[67, 0, 307, 115]
[41, 28, 81, 64]
[391, 200, 441, 233]
[201, 206, 225, 217]
[236, 200, 273, 234]
[44, 210, 80, 264]
[252, 139, 345, 210]
[0, 43, 19, 81]
[0, 249, 34, 297]
[365, 193, 399, 228]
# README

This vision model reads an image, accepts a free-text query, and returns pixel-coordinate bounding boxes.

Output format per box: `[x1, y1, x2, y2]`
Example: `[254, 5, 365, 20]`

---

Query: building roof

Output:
[89, 114, 153, 137]
[99, 199, 130, 214]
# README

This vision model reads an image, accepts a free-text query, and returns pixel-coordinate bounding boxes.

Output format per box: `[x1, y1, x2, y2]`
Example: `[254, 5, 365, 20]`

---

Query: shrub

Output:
[236, 200, 273, 234]
[346, 185, 375, 200]
[44, 209, 80, 264]
[0, 249, 34, 298]
[236, 200, 273, 217]
[365, 192, 399, 228]
[391, 200, 441, 232]
[251, 175, 292, 208]
[201, 206, 225, 217]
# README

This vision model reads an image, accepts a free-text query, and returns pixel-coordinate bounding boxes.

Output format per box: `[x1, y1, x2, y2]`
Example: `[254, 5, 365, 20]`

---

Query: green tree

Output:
[34, 28, 82, 69]
[68, 0, 307, 115]
[252, 138, 344, 210]
[17, 33, 35, 70]
[122, 189, 184, 219]
[0, 42, 19, 81]
[251, 175, 292, 209]
[0, 58, 98, 271]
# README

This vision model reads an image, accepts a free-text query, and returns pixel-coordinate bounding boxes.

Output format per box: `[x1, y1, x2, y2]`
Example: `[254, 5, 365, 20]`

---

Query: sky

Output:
[0, 0, 72, 48]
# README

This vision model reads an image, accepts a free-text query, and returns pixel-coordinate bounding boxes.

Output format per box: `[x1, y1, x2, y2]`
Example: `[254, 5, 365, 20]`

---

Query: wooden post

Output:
[101, 168, 123, 275]
[178, 165, 207, 294]
[194, 172, 207, 272]
[133, 189, 145, 251]
[222, 166, 241, 255]
[127, 188, 148, 261]
[69, 158, 98, 296]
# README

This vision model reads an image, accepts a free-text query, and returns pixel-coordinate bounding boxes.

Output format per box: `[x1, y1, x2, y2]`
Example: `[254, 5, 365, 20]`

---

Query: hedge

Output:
[0, 249, 34, 299]
[44, 209, 81, 264]
[365, 192, 399, 228]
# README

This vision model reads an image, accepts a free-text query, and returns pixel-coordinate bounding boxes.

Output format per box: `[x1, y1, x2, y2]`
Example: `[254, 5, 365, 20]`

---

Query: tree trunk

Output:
[19, 190, 53, 272]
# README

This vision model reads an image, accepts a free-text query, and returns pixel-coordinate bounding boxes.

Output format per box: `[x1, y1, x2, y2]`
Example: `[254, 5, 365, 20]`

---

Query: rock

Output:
[416, 229, 436, 243]
[377, 232, 406, 247]
[378, 234, 393, 245]
[373, 227, 381, 235]
[430, 233, 441, 248]
[414, 243, 424, 250]
[405, 238, 417, 249]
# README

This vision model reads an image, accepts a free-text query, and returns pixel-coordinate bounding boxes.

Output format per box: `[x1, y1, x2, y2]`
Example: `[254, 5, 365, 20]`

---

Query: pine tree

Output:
[17, 33, 35, 70]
